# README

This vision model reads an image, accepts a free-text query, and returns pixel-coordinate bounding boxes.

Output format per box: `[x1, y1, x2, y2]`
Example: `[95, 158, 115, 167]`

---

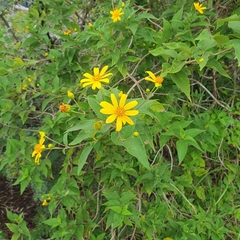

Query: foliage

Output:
[0, 0, 240, 239]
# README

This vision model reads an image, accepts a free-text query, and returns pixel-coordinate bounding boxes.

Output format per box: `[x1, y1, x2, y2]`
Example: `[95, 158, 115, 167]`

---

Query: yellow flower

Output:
[88, 22, 93, 27]
[80, 66, 113, 90]
[121, 2, 125, 7]
[59, 103, 71, 112]
[67, 90, 74, 99]
[194, 2, 206, 14]
[26, 26, 30, 30]
[110, 8, 124, 23]
[199, 57, 204, 63]
[100, 93, 139, 132]
[163, 238, 173, 240]
[145, 71, 164, 88]
[42, 200, 48, 206]
[27, 77, 31, 82]
[32, 131, 46, 165]
[44, 52, 48, 57]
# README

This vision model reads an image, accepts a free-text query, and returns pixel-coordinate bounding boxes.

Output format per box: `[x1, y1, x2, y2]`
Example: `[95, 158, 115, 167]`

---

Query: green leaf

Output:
[109, 206, 122, 214]
[87, 97, 105, 119]
[149, 47, 177, 59]
[19, 221, 30, 237]
[126, 23, 138, 35]
[65, 119, 95, 133]
[112, 48, 120, 66]
[171, 7, 183, 30]
[43, 218, 61, 228]
[176, 140, 188, 164]
[232, 39, 240, 66]
[196, 186, 206, 201]
[11, 232, 21, 240]
[111, 132, 150, 169]
[77, 145, 93, 174]
[69, 130, 91, 145]
[206, 58, 230, 78]
[171, 70, 191, 101]
[136, 12, 157, 20]
[6, 223, 19, 233]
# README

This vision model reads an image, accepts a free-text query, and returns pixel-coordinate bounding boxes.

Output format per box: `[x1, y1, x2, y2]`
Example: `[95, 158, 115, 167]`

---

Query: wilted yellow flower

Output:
[74, 27, 77, 32]
[44, 52, 48, 57]
[194, 2, 206, 14]
[94, 121, 103, 130]
[80, 66, 113, 90]
[27, 77, 32, 82]
[59, 103, 71, 112]
[145, 71, 164, 88]
[100, 93, 139, 132]
[110, 8, 124, 23]
[199, 57, 204, 63]
[67, 90, 74, 99]
[48, 144, 54, 148]
[146, 88, 150, 92]
[163, 238, 173, 240]
[88, 22, 93, 27]
[121, 2, 125, 7]
[64, 29, 72, 35]
[26, 26, 30, 30]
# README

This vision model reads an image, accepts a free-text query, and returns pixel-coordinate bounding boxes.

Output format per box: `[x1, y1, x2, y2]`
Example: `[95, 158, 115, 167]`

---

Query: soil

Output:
[0, 176, 38, 239]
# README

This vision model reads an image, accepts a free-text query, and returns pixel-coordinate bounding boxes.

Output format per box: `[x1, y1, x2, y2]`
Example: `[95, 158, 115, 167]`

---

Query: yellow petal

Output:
[92, 81, 101, 90]
[106, 114, 117, 123]
[119, 94, 127, 107]
[146, 71, 156, 80]
[111, 94, 118, 107]
[116, 117, 123, 131]
[83, 73, 93, 79]
[100, 66, 108, 76]
[123, 115, 134, 125]
[99, 78, 110, 83]
[125, 110, 139, 116]
[93, 67, 99, 76]
[124, 100, 138, 110]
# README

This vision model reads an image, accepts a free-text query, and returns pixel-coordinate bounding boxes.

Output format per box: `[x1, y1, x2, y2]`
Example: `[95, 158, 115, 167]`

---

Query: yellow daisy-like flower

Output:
[32, 131, 46, 165]
[194, 2, 206, 14]
[59, 103, 71, 112]
[80, 66, 113, 90]
[145, 71, 164, 88]
[100, 93, 139, 132]
[110, 8, 124, 23]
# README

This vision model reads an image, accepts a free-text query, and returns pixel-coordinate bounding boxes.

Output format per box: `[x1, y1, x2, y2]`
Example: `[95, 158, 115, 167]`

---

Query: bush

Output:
[0, 0, 240, 239]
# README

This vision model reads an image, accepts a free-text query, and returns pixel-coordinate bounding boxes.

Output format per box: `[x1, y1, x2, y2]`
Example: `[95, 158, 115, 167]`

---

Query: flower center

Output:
[93, 74, 101, 82]
[116, 107, 125, 117]
[34, 144, 42, 153]
[156, 76, 163, 83]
